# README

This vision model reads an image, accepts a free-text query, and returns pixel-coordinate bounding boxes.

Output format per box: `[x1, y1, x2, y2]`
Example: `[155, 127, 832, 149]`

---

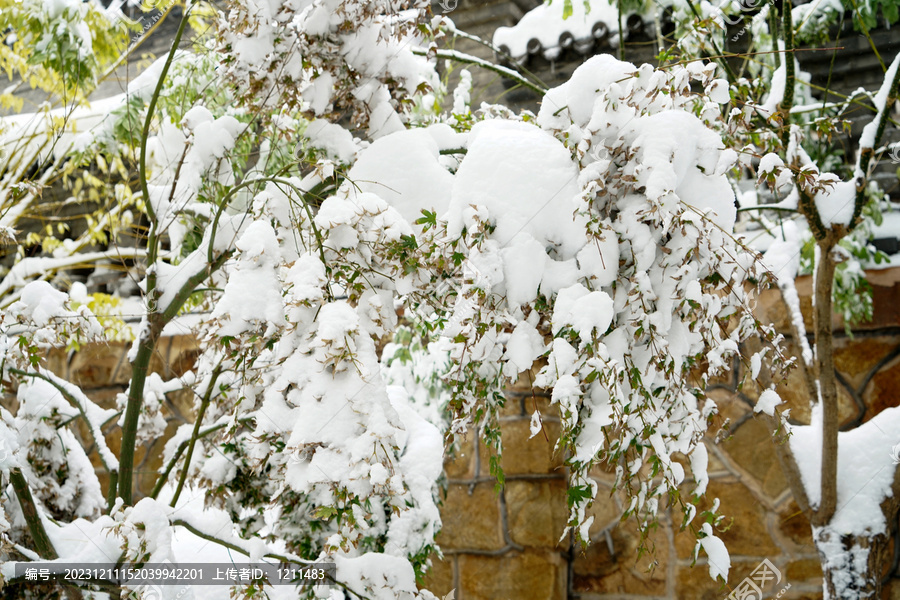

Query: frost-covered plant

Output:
[400, 56, 790, 564]
[0, 1, 815, 599]
[670, 0, 900, 594]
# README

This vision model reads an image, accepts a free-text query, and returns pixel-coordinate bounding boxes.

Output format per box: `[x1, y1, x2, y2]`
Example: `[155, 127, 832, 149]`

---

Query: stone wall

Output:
[6, 6, 900, 598]
[19, 281, 900, 600]
[421, 373, 570, 599]
[420, 266, 900, 600]
[12, 278, 900, 600]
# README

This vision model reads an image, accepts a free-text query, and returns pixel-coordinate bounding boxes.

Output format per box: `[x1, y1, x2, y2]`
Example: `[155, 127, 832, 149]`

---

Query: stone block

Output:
[836, 383, 859, 428]
[676, 559, 764, 600]
[44, 347, 69, 381]
[673, 480, 779, 559]
[706, 387, 752, 434]
[86, 386, 126, 410]
[867, 275, 900, 330]
[445, 434, 477, 480]
[457, 550, 566, 600]
[777, 501, 814, 549]
[134, 417, 181, 499]
[66, 341, 130, 387]
[444, 432, 477, 479]
[420, 554, 455, 598]
[505, 479, 568, 548]
[505, 366, 543, 395]
[498, 395, 523, 418]
[165, 335, 201, 377]
[755, 287, 794, 334]
[571, 519, 667, 596]
[525, 393, 556, 417]
[881, 577, 900, 600]
[866, 354, 900, 420]
[587, 458, 618, 485]
[583, 484, 621, 536]
[168, 387, 197, 422]
[785, 558, 822, 581]
[772, 347, 813, 425]
[480, 419, 564, 476]
[436, 483, 506, 551]
[720, 417, 789, 498]
[834, 337, 897, 382]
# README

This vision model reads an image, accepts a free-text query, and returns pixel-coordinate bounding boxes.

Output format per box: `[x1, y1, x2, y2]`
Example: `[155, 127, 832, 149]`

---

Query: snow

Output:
[762, 220, 813, 364]
[753, 388, 783, 416]
[791, 405, 900, 535]
[872, 211, 900, 240]
[446, 119, 587, 258]
[697, 522, 731, 581]
[504, 320, 546, 375]
[145, 110, 243, 233]
[304, 119, 360, 163]
[552, 284, 614, 342]
[758, 64, 786, 119]
[0, 409, 21, 471]
[758, 152, 784, 177]
[576, 231, 618, 288]
[690, 443, 710, 496]
[749, 351, 763, 380]
[0, 53, 181, 165]
[858, 53, 900, 152]
[620, 111, 737, 230]
[538, 53, 638, 129]
[500, 234, 548, 307]
[38, 368, 119, 470]
[340, 128, 453, 226]
[0, 3, 834, 593]
[9, 281, 68, 327]
[335, 553, 419, 600]
[384, 386, 444, 557]
[529, 410, 543, 438]
[493, 0, 625, 60]
[814, 180, 856, 227]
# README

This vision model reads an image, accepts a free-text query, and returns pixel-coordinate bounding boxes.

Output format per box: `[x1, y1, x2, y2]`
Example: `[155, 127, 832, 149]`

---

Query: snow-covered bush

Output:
[12, 0, 900, 598]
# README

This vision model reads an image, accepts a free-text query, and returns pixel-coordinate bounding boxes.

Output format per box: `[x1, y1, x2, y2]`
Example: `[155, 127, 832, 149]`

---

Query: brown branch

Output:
[779, 0, 795, 150]
[811, 241, 839, 526]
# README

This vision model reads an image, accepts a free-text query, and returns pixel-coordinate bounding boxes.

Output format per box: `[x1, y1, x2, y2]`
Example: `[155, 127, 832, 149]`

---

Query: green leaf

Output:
[414, 209, 437, 231]
[314, 506, 337, 520]
[567, 484, 593, 507]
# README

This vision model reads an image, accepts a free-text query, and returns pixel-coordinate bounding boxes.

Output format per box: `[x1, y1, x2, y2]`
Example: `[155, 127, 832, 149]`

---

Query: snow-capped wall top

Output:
[492, 0, 661, 62]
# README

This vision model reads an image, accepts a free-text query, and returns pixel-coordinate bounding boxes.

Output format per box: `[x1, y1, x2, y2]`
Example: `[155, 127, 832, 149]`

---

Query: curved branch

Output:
[9, 468, 58, 559]
[8, 367, 120, 511]
[169, 365, 222, 507]
[445, 26, 548, 91]
[149, 415, 253, 499]
[411, 48, 547, 96]
[137, 1, 194, 224]
[851, 53, 900, 230]
[170, 519, 371, 599]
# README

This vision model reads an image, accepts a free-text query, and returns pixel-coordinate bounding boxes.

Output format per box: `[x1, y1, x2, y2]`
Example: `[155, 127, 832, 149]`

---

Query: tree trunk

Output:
[816, 527, 892, 599]
[815, 462, 900, 598]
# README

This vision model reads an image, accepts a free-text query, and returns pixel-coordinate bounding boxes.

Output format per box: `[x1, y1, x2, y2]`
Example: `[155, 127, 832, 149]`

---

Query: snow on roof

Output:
[0, 53, 173, 168]
[492, 0, 668, 63]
